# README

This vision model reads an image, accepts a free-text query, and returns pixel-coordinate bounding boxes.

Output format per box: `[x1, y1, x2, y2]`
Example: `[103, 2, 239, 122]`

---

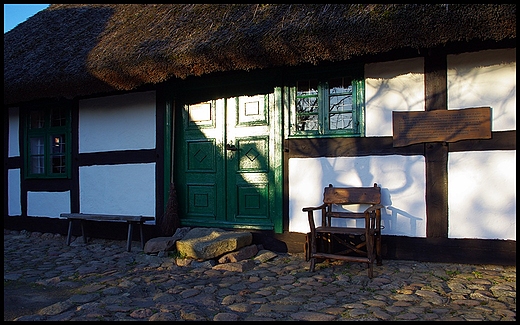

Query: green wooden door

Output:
[175, 90, 283, 233]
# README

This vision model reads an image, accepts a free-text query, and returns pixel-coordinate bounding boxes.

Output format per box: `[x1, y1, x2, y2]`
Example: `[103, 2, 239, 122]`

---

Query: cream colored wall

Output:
[447, 48, 516, 240]
[289, 156, 427, 237]
[79, 91, 156, 153]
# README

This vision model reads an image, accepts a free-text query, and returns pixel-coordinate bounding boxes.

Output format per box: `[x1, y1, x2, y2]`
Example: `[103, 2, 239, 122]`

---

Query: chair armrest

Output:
[303, 204, 326, 232]
[364, 204, 384, 214]
[302, 204, 326, 212]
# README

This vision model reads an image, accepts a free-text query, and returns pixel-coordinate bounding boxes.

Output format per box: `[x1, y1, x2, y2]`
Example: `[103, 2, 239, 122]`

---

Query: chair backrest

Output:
[323, 183, 381, 205]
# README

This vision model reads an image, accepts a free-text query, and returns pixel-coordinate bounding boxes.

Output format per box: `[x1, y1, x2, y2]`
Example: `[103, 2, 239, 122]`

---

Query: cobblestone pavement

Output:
[4, 229, 516, 321]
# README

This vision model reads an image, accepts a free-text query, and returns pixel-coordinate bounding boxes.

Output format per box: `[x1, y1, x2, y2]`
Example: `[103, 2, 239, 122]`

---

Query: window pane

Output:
[297, 114, 319, 131]
[329, 94, 352, 113]
[51, 107, 67, 127]
[51, 134, 65, 154]
[29, 111, 45, 129]
[296, 96, 319, 114]
[329, 77, 352, 95]
[30, 137, 45, 155]
[328, 77, 354, 130]
[51, 155, 66, 174]
[296, 80, 319, 114]
[329, 112, 353, 130]
[29, 137, 45, 174]
[50, 134, 66, 174]
[295, 80, 320, 131]
[31, 156, 45, 174]
[297, 80, 318, 96]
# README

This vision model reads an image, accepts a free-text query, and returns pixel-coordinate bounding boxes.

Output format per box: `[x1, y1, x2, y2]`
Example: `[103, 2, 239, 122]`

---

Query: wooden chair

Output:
[303, 183, 383, 278]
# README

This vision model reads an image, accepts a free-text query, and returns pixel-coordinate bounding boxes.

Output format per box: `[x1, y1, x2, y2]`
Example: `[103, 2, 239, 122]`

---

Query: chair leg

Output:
[309, 232, 317, 272]
[310, 257, 316, 272]
[366, 232, 375, 278]
[304, 233, 311, 262]
[376, 235, 383, 266]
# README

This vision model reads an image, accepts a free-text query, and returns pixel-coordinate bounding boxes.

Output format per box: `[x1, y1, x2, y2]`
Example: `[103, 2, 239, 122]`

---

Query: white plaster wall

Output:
[79, 91, 156, 153]
[448, 151, 516, 240]
[365, 57, 425, 136]
[79, 163, 156, 216]
[27, 191, 71, 218]
[448, 48, 516, 131]
[8, 169, 21, 216]
[289, 155, 426, 237]
[8, 106, 20, 157]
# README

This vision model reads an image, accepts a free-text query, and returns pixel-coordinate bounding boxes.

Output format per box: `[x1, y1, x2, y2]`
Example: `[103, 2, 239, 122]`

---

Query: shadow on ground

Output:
[4, 280, 75, 321]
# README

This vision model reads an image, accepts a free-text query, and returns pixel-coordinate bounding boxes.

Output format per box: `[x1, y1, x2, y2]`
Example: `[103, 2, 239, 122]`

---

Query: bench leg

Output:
[80, 220, 87, 243]
[139, 223, 146, 250]
[127, 223, 133, 252]
[66, 220, 73, 245]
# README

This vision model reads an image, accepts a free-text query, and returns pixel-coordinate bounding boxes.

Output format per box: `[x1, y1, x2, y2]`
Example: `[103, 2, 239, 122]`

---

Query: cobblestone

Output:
[4, 229, 516, 321]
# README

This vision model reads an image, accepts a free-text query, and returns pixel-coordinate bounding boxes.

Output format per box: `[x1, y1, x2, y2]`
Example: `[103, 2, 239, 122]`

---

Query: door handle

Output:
[226, 144, 238, 151]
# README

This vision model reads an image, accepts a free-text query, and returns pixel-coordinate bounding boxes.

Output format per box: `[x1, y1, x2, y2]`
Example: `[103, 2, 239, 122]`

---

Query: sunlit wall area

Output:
[448, 151, 516, 240]
[288, 155, 426, 237]
[447, 48, 516, 131]
[446, 48, 516, 240]
[79, 163, 156, 216]
[365, 57, 424, 137]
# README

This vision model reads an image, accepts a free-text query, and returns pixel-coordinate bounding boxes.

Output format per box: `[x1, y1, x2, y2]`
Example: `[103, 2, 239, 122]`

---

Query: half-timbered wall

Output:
[287, 48, 516, 242]
[4, 47, 515, 262]
[6, 91, 158, 222]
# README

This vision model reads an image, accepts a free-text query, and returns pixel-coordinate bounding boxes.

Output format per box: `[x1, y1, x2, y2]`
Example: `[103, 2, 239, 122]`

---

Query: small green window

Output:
[24, 104, 71, 179]
[289, 76, 364, 137]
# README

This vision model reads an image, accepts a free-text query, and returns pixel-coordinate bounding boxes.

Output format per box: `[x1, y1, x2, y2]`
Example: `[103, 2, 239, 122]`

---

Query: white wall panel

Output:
[365, 58, 424, 136]
[8, 169, 21, 216]
[448, 151, 516, 240]
[289, 155, 426, 237]
[79, 163, 156, 216]
[27, 191, 70, 218]
[448, 48, 516, 131]
[79, 91, 156, 153]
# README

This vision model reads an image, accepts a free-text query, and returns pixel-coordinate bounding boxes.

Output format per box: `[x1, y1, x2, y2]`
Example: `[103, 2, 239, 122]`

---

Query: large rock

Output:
[176, 228, 252, 260]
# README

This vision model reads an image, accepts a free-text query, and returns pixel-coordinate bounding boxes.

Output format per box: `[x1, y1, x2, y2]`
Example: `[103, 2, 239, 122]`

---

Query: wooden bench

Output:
[302, 183, 384, 278]
[60, 213, 155, 252]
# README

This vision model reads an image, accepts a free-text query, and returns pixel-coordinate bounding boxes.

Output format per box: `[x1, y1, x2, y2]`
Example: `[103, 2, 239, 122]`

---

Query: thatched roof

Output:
[4, 4, 516, 105]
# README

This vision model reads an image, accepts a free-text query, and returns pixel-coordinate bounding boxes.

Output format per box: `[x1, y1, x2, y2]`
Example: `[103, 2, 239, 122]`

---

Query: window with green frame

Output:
[24, 104, 71, 179]
[289, 76, 364, 137]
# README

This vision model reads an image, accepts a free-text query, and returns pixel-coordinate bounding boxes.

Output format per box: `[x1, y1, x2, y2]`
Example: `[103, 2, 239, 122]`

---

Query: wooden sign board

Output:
[392, 107, 491, 147]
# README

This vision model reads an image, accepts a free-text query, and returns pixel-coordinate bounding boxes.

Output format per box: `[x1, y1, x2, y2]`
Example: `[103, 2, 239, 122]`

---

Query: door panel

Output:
[175, 90, 282, 232]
